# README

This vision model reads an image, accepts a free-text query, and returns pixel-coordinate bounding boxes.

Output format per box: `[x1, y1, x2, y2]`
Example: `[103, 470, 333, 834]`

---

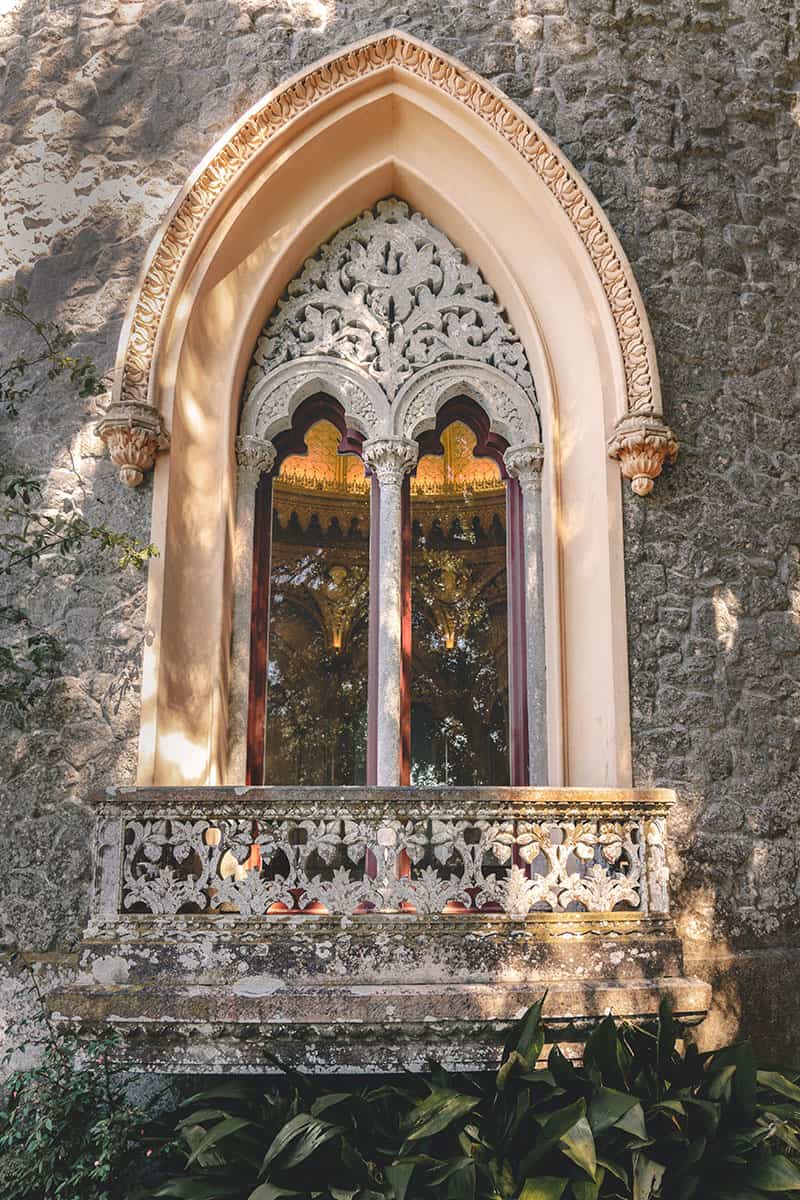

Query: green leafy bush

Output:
[0, 952, 155, 1200]
[151, 998, 800, 1200]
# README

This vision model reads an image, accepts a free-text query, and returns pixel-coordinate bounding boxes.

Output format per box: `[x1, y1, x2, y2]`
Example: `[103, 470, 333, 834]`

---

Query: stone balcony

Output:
[49, 786, 710, 1073]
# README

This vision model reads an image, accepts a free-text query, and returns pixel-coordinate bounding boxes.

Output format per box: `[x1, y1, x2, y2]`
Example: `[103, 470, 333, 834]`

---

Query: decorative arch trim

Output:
[241, 356, 391, 443]
[112, 30, 660, 421]
[395, 360, 540, 446]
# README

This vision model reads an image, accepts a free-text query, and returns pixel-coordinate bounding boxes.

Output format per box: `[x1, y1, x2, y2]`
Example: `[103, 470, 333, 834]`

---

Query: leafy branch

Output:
[0, 285, 100, 415]
[0, 287, 157, 719]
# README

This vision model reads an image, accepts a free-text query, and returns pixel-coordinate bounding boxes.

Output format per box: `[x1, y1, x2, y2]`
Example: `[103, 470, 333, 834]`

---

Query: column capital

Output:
[362, 437, 418, 488]
[607, 413, 678, 496]
[503, 442, 544, 490]
[235, 434, 276, 483]
[96, 397, 169, 487]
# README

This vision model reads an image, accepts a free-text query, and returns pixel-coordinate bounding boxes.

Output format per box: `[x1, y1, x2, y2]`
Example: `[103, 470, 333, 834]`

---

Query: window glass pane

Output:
[411, 421, 509, 786]
[265, 419, 369, 784]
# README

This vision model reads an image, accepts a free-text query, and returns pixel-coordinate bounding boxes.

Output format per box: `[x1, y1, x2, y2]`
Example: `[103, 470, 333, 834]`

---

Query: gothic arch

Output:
[395, 362, 540, 447]
[241, 357, 390, 443]
[108, 31, 675, 788]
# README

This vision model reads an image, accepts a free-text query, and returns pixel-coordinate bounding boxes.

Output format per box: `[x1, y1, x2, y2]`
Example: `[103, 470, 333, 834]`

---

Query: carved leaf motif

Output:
[117, 810, 656, 918]
[309, 867, 372, 914]
[247, 200, 535, 403]
[407, 865, 465, 914]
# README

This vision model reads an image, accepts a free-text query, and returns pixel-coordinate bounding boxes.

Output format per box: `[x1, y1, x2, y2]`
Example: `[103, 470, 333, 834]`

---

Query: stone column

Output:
[227, 435, 276, 783]
[362, 437, 418, 786]
[504, 443, 547, 784]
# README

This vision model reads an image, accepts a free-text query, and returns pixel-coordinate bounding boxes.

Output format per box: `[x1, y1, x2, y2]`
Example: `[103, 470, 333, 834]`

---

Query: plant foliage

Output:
[150, 997, 800, 1200]
[0, 286, 157, 717]
[0, 947, 156, 1200]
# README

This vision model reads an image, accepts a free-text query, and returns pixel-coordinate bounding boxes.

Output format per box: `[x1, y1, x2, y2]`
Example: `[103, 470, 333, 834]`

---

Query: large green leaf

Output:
[261, 1112, 342, 1171]
[404, 1093, 480, 1142]
[745, 1153, 800, 1192]
[707, 1065, 737, 1102]
[559, 1115, 596, 1180]
[429, 1155, 477, 1200]
[180, 1082, 256, 1107]
[615, 1103, 648, 1142]
[176, 1108, 237, 1129]
[583, 1017, 631, 1090]
[498, 1051, 531, 1092]
[597, 1156, 629, 1187]
[155, 1180, 243, 1199]
[518, 1177, 568, 1200]
[185, 1117, 254, 1168]
[547, 1045, 583, 1092]
[516, 995, 547, 1065]
[385, 1160, 415, 1200]
[588, 1088, 640, 1135]
[248, 1185, 302, 1200]
[632, 1152, 665, 1200]
[757, 1070, 800, 1104]
[310, 1093, 353, 1117]
[572, 1168, 605, 1200]
[519, 1100, 587, 1176]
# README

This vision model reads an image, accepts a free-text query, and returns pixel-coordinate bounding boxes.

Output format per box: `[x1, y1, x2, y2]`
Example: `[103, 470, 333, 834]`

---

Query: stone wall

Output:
[1, 0, 798, 1060]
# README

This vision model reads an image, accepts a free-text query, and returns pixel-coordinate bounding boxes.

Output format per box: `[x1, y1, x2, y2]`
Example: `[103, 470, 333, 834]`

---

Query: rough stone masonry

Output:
[1, 0, 799, 1062]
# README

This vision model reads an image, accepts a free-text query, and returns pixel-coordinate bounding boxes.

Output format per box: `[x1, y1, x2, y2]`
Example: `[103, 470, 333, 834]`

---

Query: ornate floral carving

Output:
[95, 399, 169, 486]
[235, 435, 276, 483]
[503, 442, 545, 491]
[241, 359, 385, 443]
[397, 360, 540, 445]
[116, 34, 658, 426]
[116, 800, 663, 919]
[362, 436, 418, 488]
[246, 199, 535, 404]
[607, 413, 679, 496]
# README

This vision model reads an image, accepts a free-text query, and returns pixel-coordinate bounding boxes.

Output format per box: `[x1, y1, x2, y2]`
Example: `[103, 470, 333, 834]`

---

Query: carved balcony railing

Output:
[91, 786, 671, 926]
[51, 786, 710, 1073]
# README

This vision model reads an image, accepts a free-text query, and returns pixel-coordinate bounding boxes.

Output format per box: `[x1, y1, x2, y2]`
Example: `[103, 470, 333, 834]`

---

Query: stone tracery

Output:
[247, 199, 535, 404]
[233, 200, 545, 788]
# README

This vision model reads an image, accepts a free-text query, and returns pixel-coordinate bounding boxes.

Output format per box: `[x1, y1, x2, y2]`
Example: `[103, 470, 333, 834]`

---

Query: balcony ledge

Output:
[49, 786, 710, 1073]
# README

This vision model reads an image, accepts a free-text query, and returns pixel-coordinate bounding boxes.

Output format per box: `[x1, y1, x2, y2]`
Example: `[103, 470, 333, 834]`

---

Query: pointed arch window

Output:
[234, 200, 545, 788]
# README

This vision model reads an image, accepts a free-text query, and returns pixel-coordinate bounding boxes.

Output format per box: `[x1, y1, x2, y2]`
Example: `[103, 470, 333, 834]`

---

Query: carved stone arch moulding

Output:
[103, 30, 676, 496]
[395, 360, 540, 447]
[240, 356, 390, 444]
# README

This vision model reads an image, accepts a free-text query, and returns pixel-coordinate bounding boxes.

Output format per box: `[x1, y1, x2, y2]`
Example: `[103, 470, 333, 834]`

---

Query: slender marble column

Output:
[504, 442, 547, 784]
[362, 436, 418, 786]
[227, 434, 276, 783]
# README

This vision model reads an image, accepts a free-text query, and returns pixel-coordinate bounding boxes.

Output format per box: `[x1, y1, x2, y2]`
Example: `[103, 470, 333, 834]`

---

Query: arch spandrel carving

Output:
[246, 199, 535, 405]
[243, 200, 540, 451]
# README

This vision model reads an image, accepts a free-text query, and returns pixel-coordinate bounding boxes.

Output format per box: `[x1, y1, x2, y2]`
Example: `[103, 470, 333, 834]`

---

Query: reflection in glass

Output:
[265, 420, 369, 784]
[411, 421, 509, 786]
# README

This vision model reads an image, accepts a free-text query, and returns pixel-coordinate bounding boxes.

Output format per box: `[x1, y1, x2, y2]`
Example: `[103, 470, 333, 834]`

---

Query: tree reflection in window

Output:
[265, 420, 369, 784]
[410, 422, 509, 786]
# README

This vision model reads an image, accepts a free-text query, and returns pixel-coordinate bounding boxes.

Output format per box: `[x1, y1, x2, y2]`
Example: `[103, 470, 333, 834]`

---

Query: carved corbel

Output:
[96, 397, 169, 487]
[607, 413, 678, 496]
